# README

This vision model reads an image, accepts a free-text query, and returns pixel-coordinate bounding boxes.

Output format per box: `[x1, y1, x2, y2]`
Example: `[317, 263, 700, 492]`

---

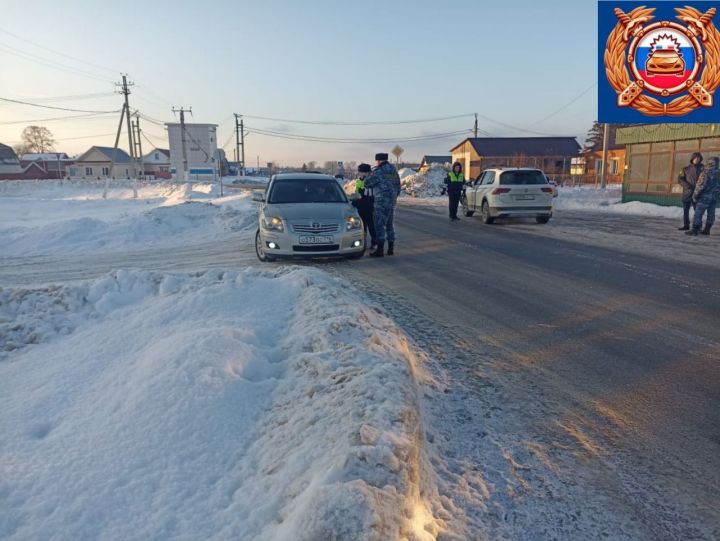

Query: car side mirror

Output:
[252, 190, 266, 202]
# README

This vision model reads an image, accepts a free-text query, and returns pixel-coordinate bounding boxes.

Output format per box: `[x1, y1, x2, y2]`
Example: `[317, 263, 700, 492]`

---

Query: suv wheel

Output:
[255, 229, 274, 262]
[481, 200, 495, 224]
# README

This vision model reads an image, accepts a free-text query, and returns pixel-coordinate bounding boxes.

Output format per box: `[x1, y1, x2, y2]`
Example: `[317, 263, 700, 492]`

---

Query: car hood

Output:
[266, 203, 354, 221]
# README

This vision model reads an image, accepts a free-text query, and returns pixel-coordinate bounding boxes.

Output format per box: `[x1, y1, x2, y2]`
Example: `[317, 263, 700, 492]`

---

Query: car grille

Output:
[293, 244, 340, 252]
[291, 222, 340, 234]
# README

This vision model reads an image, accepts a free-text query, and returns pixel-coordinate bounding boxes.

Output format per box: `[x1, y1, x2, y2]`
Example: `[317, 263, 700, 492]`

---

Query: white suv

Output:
[462, 168, 554, 224]
[253, 173, 365, 261]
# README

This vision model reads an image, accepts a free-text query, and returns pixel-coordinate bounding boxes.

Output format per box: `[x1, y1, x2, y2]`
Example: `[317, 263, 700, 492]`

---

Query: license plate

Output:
[515, 194, 535, 200]
[299, 235, 334, 244]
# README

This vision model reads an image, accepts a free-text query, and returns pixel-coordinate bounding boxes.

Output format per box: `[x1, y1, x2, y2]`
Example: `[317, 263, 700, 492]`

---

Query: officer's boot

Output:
[370, 242, 385, 257]
[685, 227, 699, 236]
[387, 241, 394, 256]
[701, 224, 712, 235]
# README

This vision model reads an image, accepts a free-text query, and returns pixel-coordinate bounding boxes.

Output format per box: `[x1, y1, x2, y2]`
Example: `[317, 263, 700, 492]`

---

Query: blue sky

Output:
[0, 0, 598, 164]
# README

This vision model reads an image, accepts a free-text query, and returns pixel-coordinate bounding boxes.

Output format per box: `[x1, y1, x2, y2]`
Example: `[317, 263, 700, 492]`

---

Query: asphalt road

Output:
[340, 203, 720, 539]
[2, 203, 719, 538]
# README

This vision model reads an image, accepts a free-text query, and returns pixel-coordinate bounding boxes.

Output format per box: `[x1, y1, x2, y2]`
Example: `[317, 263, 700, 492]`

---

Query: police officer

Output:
[352, 163, 377, 250]
[444, 161, 466, 221]
[687, 156, 719, 236]
[364, 152, 401, 257]
[678, 152, 704, 231]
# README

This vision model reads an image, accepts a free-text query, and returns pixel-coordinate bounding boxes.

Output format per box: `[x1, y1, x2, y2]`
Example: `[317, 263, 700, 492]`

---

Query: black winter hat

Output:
[375, 153, 389, 161]
[691, 152, 704, 163]
[358, 163, 371, 173]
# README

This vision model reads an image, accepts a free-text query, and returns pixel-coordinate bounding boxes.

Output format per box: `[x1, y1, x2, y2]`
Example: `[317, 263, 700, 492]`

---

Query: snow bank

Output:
[223, 175, 270, 187]
[0, 181, 255, 257]
[398, 168, 416, 180]
[0, 268, 438, 540]
[401, 164, 447, 198]
[556, 185, 683, 219]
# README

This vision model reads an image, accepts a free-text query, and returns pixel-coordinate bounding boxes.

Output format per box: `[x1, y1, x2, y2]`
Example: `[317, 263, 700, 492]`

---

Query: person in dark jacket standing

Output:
[686, 156, 719, 236]
[444, 161, 466, 221]
[364, 152, 401, 257]
[352, 163, 377, 250]
[678, 152, 704, 230]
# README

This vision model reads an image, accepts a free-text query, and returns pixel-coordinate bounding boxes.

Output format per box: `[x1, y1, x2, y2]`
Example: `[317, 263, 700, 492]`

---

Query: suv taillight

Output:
[541, 187, 553, 193]
[491, 188, 511, 195]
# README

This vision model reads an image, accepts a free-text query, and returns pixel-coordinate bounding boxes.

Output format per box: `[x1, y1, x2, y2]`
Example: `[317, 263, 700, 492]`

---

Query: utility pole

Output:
[132, 112, 144, 195]
[173, 106, 192, 181]
[103, 102, 127, 199]
[116, 74, 135, 176]
[474, 113, 478, 138]
[234, 114, 241, 179]
[235, 113, 246, 178]
[132, 113, 144, 164]
[240, 116, 245, 177]
[600, 123, 610, 189]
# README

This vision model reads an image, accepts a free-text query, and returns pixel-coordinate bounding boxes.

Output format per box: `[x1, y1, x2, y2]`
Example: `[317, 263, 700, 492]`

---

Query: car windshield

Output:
[499, 170, 548, 185]
[268, 178, 347, 204]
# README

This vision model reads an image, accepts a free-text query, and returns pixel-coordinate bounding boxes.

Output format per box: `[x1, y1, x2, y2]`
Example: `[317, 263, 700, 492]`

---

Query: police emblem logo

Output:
[602, 3, 720, 119]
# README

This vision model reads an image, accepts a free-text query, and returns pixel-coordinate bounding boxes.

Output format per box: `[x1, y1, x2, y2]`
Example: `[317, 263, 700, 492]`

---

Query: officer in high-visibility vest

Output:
[444, 161, 466, 221]
[353, 163, 377, 249]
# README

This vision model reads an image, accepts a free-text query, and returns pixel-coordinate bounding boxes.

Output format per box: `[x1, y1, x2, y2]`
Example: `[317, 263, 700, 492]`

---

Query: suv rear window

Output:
[268, 178, 347, 204]
[499, 170, 548, 185]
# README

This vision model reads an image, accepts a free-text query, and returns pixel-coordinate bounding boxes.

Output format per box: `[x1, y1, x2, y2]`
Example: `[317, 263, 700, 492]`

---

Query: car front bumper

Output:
[259, 228, 365, 257]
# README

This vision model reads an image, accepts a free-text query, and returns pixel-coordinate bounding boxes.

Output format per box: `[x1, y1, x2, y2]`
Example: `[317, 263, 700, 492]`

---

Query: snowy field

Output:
[0, 180, 445, 540]
[0, 267, 441, 540]
[0, 180, 255, 257]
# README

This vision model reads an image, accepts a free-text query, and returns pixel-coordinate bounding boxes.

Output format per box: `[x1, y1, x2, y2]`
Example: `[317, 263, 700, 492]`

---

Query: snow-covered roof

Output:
[0, 142, 19, 162]
[21, 153, 71, 161]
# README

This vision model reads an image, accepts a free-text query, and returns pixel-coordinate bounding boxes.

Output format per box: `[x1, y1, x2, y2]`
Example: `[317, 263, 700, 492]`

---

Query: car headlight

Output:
[262, 216, 284, 232]
[346, 215, 362, 231]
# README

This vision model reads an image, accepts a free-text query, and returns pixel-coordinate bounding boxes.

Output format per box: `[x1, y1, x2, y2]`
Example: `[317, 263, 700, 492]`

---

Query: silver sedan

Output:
[254, 173, 365, 261]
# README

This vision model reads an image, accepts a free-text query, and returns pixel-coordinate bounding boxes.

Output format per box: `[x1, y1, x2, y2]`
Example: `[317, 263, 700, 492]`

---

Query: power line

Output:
[0, 26, 118, 76]
[3, 132, 118, 145]
[140, 130, 162, 149]
[0, 42, 112, 83]
[241, 113, 474, 126]
[0, 112, 118, 126]
[0, 96, 120, 114]
[474, 114, 558, 137]
[8, 92, 117, 103]
[136, 112, 168, 127]
[528, 82, 597, 127]
[141, 131, 169, 143]
[247, 127, 472, 144]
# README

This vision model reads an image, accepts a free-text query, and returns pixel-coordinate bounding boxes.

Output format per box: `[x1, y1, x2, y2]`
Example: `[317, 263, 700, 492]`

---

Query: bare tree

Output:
[322, 161, 335, 174]
[20, 126, 56, 153]
[13, 143, 32, 156]
[306, 161, 317, 171]
[344, 161, 357, 175]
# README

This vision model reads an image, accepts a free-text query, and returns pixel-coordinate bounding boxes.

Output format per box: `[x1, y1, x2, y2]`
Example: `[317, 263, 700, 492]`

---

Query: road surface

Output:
[340, 203, 720, 540]
[2, 203, 719, 539]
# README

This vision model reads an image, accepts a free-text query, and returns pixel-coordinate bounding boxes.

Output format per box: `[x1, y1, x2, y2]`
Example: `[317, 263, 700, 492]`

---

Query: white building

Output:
[165, 123, 218, 180]
[142, 148, 171, 179]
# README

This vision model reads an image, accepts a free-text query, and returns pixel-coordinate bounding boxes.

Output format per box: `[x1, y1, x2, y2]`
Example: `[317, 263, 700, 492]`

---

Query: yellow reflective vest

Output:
[448, 171, 465, 183]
